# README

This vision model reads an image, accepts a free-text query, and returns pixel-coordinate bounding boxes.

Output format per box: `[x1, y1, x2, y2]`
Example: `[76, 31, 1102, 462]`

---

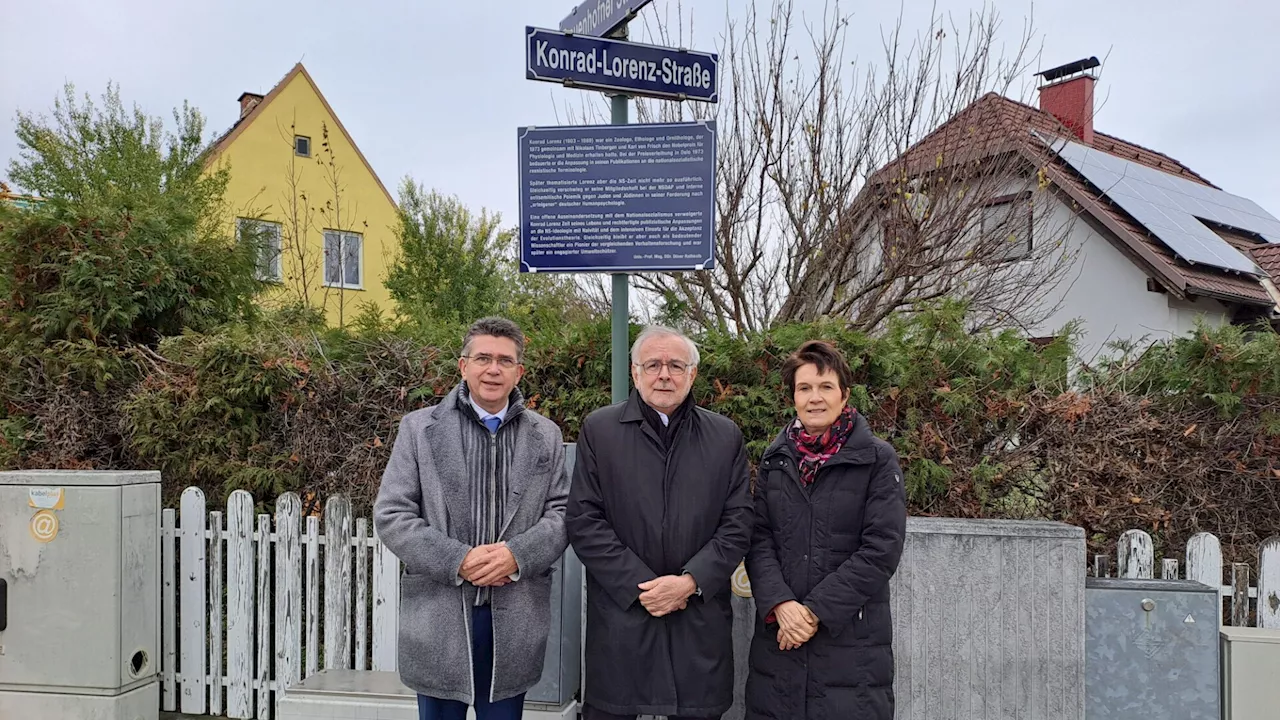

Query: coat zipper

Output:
[772, 455, 868, 629]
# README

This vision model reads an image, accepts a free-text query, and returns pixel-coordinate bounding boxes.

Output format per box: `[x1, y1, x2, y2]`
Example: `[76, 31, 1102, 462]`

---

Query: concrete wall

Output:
[727, 517, 1086, 720]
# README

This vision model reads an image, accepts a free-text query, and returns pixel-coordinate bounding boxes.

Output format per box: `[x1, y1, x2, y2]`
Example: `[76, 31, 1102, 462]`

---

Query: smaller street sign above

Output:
[559, 0, 653, 38]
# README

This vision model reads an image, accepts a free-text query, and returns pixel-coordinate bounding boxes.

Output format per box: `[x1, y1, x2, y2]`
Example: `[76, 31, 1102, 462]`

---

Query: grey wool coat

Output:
[373, 382, 571, 704]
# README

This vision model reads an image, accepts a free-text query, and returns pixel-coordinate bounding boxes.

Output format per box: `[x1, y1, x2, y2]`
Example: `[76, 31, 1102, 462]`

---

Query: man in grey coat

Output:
[374, 317, 571, 720]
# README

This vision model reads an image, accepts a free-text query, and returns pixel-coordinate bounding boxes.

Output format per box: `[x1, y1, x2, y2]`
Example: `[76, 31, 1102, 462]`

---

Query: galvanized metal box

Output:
[1085, 577, 1220, 719]
[525, 443, 582, 707]
[525, 547, 583, 706]
[0, 470, 161, 720]
[1220, 626, 1280, 719]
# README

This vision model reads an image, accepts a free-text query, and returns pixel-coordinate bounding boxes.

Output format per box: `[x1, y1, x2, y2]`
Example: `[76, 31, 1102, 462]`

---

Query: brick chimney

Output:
[238, 92, 264, 119]
[1036, 57, 1099, 144]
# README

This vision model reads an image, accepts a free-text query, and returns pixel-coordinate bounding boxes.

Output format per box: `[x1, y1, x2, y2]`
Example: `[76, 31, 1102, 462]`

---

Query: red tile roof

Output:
[1252, 245, 1280, 282]
[877, 92, 1276, 307]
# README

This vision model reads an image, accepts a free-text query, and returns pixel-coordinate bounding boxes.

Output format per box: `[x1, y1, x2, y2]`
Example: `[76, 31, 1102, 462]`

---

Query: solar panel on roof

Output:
[1034, 131, 1279, 276]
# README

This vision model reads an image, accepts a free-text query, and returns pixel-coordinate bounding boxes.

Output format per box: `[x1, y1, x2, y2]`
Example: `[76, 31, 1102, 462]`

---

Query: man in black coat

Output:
[566, 325, 754, 720]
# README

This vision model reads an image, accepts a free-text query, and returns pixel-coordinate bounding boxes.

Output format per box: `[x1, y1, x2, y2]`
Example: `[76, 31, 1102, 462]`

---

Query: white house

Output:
[853, 57, 1280, 365]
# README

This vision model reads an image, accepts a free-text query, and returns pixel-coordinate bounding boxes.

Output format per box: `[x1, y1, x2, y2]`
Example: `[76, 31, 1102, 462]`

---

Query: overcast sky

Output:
[3, 0, 1278, 229]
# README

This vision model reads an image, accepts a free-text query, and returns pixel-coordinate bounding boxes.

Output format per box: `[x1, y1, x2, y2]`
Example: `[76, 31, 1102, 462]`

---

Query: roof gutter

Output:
[1260, 278, 1280, 315]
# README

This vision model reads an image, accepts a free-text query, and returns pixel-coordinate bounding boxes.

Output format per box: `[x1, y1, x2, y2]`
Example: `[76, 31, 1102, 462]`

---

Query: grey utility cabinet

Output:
[1085, 577, 1220, 719]
[1220, 626, 1280, 719]
[526, 548, 583, 707]
[0, 470, 161, 720]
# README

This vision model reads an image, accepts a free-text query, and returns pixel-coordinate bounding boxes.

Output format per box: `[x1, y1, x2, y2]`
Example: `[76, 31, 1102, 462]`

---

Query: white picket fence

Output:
[160, 487, 402, 719]
[1097, 529, 1280, 628]
[159, 485, 1280, 719]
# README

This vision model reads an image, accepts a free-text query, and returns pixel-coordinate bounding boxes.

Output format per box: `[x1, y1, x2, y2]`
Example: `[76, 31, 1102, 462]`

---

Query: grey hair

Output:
[462, 316, 526, 362]
[630, 325, 700, 367]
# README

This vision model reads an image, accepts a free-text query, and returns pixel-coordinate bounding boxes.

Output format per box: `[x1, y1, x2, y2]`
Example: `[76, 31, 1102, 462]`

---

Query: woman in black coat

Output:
[744, 340, 908, 720]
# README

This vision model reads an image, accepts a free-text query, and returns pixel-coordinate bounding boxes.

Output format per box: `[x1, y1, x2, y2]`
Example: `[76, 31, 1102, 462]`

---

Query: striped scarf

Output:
[787, 406, 857, 486]
[456, 381, 524, 605]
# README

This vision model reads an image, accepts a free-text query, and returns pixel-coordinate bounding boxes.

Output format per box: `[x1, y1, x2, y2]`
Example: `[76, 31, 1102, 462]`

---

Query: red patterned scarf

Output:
[787, 406, 858, 486]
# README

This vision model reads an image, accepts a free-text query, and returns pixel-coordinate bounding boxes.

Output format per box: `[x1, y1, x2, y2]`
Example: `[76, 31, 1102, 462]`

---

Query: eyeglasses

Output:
[635, 359, 692, 376]
[462, 354, 520, 370]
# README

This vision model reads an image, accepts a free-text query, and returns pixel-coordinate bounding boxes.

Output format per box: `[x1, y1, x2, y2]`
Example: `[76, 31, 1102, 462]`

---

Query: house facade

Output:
[852, 58, 1280, 365]
[203, 63, 401, 327]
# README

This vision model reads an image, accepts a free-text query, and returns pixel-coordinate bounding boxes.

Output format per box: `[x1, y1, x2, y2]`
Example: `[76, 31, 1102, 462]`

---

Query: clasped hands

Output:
[637, 574, 698, 617]
[460, 542, 519, 587]
[774, 600, 819, 651]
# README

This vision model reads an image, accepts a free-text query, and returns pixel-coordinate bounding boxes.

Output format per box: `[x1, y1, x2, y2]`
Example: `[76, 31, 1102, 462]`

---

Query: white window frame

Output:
[237, 217, 283, 282]
[294, 135, 311, 157]
[980, 195, 1033, 262]
[323, 230, 364, 290]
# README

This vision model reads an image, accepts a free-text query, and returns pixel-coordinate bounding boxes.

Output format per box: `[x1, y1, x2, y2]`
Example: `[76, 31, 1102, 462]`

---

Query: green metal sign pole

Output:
[610, 23, 631, 405]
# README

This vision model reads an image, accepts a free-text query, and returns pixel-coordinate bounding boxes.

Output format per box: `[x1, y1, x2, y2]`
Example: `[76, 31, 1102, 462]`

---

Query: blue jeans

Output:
[417, 604, 525, 720]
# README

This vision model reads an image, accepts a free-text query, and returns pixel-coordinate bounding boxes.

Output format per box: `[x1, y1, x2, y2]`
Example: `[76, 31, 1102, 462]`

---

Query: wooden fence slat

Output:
[179, 488, 208, 714]
[355, 518, 369, 672]
[1118, 529, 1154, 579]
[372, 528, 400, 671]
[209, 511, 224, 716]
[306, 515, 320, 678]
[324, 495, 353, 670]
[162, 509, 177, 711]
[275, 494, 302, 698]
[1259, 536, 1280, 629]
[256, 513, 272, 720]
[1232, 563, 1252, 627]
[227, 491, 255, 719]
[1186, 532, 1223, 592]
[153, 504, 1280, 713]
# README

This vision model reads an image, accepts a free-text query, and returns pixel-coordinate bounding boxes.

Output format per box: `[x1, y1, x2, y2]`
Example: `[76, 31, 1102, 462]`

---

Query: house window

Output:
[980, 196, 1033, 261]
[324, 230, 363, 289]
[237, 218, 283, 282]
[295, 135, 311, 157]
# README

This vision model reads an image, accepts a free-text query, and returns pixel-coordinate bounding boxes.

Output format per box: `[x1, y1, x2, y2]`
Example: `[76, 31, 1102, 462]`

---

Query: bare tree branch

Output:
[586, 0, 1080, 335]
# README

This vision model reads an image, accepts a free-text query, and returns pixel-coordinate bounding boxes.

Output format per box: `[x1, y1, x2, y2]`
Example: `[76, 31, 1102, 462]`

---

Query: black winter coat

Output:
[565, 391, 754, 718]
[743, 411, 907, 720]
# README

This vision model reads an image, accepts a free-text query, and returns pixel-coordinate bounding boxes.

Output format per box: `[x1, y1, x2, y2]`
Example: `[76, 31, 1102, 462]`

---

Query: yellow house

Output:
[203, 63, 400, 327]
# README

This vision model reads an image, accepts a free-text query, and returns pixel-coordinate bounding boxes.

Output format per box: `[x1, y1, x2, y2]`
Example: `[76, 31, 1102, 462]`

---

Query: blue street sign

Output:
[559, 0, 653, 38]
[526, 26, 718, 103]
[517, 121, 717, 273]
